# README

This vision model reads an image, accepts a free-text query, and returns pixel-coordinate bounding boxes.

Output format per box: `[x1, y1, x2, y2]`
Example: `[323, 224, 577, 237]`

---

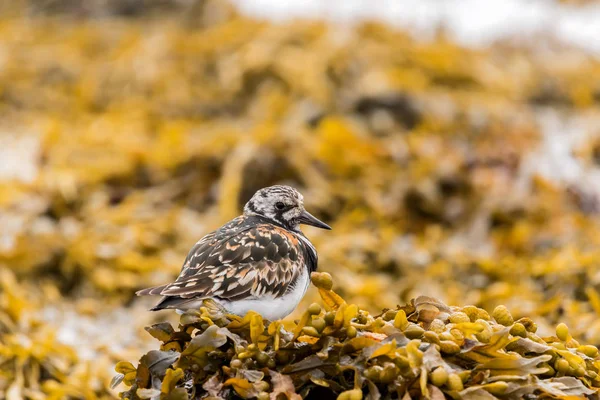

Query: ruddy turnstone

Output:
[136, 185, 331, 320]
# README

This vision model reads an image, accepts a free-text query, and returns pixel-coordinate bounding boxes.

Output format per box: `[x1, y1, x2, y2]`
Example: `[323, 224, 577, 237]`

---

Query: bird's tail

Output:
[148, 296, 215, 311]
[136, 284, 168, 296]
[149, 296, 180, 311]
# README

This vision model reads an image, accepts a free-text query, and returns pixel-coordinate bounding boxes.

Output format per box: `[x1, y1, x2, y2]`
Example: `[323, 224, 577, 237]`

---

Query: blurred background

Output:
[2, 0, 600, 398]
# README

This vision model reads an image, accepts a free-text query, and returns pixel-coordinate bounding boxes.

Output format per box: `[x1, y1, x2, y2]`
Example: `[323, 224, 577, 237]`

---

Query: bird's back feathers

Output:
[136, 215, 318, 311]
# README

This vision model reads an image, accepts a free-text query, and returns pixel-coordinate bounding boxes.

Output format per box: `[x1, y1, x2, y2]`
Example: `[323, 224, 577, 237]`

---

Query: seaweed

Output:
[1, 1, 600, 398]
[113, 273, 600, 399]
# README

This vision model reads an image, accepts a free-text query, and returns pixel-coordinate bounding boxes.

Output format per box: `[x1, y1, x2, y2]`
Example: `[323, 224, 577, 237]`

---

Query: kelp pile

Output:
[113, 273, 600, 399]
[0, 269, 117, 399]
[2, 0, 600, 398]
[3, 0, 600, 335]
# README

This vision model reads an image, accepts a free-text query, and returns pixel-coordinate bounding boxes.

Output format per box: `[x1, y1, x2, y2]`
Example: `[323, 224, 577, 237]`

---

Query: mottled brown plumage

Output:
[136, 186, 330, 319]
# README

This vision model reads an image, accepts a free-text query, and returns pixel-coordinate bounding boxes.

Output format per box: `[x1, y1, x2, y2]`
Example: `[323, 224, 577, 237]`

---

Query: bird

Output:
[136, 185, 331, 320]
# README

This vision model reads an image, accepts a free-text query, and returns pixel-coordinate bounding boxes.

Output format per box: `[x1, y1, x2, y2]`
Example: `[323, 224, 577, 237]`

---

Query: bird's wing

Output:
[137, 218, 308, 301]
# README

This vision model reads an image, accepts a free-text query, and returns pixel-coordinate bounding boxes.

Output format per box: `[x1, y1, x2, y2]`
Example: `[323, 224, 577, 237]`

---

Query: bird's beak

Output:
[298, 210, 332, 230]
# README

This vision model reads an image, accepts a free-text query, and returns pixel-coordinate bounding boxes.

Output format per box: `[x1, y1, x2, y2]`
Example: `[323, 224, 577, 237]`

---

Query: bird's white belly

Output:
[218, 268, 309, 320]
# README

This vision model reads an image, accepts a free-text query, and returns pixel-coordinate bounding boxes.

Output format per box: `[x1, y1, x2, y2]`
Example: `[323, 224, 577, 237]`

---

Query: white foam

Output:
[0, 132, 40, 183]
[231, 0, 600, 56]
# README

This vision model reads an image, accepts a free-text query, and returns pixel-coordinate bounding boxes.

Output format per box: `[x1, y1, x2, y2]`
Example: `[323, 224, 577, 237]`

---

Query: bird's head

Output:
[243, 185, 331, 232]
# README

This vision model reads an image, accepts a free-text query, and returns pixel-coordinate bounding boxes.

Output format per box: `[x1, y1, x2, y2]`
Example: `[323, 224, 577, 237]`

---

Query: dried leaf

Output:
[318, 288, 346, 311]
[283, 355, 327, 374]
[136, 388, 161, 399]
[509, 338, 552, 354]
[459, 387, 500, 400]
[344, 304, 359, 327]
[427, 384, 446, 400]
[115, 361, 136, 375]
[181, 325, 227, 359]
[162, 368, 184, 394]
[268, 321, 283, 351]
[165, 388, 189, 400]
[297, 335, 320, 344]
[137, 350, 179, 385]
[223, 378, 257, 399]
[250, 312, 264, 344]
[306, 369, 330, 389]
[202, 374, 224, 397]
[269, 370, 302, 400]
[345, 337, 379, 353]
[110, 373, 125, 390]
[406, 340, 424, 369]
[462, 328, 517, 363]
[369, 340, 398, 360]
[180, 311, 202, 326]
[453, 322, 484, 338]
[292, 311, 312, 340]
[475, 354, 551, 376]
[420, 366, 429, 397]
[145, 323, 175, 342]
[366, 380, 381, 400]
[555, 349, 586, 370]
[239, 369, 264, 383]
[416, 304, 440, 326]
[506, 376, 596, 397]
[422, 345, 448, 372]
[333, 303, 348, 329]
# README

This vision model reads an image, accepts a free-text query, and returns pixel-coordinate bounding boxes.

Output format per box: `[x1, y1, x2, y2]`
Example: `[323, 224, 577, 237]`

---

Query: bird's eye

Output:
[275, 202, 286, 210]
